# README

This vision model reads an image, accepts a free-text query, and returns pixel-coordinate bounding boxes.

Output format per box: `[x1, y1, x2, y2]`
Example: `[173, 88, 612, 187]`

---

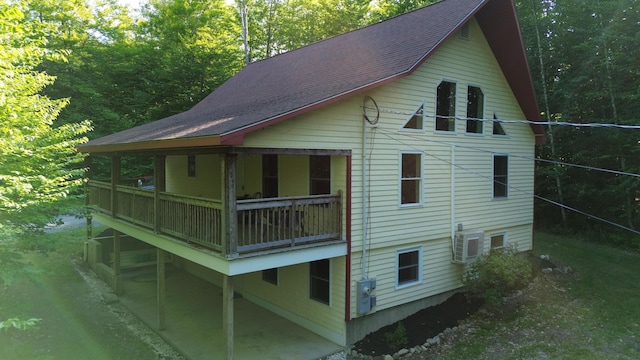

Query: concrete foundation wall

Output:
[345, 289, 460, 345]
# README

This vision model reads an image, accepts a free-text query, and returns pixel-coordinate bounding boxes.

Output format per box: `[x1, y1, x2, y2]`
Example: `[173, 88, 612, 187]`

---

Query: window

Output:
[493, 155, 508, 198]
[459, 22, 470, 40]
[402, 102, 424, 130]
[400, 152, 422, 205]
[310, 259, 330, 304]
[310, 155, 331, 195]
[397, 247, 422, 287]
[492, 114, 507, 136]
[262, 154, 278, 198]
[490, 233, 506, 249]
[262, 268, 278, 285]
[466, 86, 484, 134]
[187, 155, 196, 177]
[436, 81, 456, 131]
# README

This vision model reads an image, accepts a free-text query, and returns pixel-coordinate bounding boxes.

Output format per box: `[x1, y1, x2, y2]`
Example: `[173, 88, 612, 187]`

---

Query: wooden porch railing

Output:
[86, 180, 342, 257]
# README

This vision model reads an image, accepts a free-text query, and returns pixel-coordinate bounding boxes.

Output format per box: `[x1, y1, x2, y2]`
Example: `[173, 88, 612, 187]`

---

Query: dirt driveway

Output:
[0, 226, 183, 360]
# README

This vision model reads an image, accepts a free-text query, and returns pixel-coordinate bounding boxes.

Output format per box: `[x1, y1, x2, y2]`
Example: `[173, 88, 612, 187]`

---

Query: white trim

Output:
[398, 150, 425, 207]
[489, 232, 508, 249]
[492, 153, 509, 199]
[395, 246, 423, 289]
[399, 100, 427, 133]
[435, 80, 458, 134]
[465, 84, 485, 136]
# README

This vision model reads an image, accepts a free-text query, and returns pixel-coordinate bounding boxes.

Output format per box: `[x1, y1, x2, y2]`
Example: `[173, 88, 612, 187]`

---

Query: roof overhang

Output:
[78, 135, 222, 154]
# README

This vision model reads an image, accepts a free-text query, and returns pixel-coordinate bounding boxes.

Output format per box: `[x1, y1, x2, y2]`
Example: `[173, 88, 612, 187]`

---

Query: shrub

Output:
[462, 246, 533, 309]
[383, 322, 408, 351]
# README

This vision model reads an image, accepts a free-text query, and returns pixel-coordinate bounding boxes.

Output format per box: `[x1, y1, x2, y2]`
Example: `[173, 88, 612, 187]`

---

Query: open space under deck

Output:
[119, 266, 343, 360]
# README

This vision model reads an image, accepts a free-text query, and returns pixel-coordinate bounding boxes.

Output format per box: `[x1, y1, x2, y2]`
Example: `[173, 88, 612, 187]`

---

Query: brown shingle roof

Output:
[80, 0, 542, 153]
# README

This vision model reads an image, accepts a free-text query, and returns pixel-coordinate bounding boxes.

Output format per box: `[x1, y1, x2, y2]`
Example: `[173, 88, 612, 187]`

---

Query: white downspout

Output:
[451, 144, 456, 253]
[361, 112, 368, 279]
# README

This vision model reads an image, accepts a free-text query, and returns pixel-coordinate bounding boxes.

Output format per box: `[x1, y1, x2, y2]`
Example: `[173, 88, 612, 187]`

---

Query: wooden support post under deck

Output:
[157, 248, 166, 331]
[223, 275, 234, 360]
[113, 230, 122, 294]
[84, 156, 93, 241]
[222, 154, 238, 257]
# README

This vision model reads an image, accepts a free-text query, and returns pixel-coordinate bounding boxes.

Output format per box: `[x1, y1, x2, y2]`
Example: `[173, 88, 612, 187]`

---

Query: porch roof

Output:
[78, 0, 543, 154]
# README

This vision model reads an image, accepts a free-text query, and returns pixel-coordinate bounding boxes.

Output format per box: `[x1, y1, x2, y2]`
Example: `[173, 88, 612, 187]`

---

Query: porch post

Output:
[157, 248, 166, 330]
[223, 274, 234, 360]
[154, 155, 166, 233]
[84, 155, 93, 241]
[110, 155, 121, 218]
[113, 230, 122, 294]
[222, 154, 238, 256]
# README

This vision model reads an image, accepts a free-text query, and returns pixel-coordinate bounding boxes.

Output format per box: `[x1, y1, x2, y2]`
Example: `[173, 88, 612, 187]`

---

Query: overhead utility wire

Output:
[367, 106, 640, 130]
[375, 127, 640, 179]
[377, 130, 640, 236]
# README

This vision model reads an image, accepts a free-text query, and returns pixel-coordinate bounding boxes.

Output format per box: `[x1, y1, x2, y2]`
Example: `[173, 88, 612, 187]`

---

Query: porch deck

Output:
[87, 180, 343, 258]
[119, 266, 342, 359]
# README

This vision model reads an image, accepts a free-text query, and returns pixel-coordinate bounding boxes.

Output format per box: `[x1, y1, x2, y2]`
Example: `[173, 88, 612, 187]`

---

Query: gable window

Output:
[310, 259, 330, 305]
[262, 268, 278, 285]
[400, 152, 423, 206]
[262, 154, 278, 198]
[396, 247, 422, 288]
[436, 81, 456, 132]
[490, 233, 506, 249]
[492, 114, 507, 136]
[466, 86, 484, 134]
[187, 155, 196, 177]
[493, 154, 508, 198]
[310, 155, 331, 195]
[402, 102, 424, 130]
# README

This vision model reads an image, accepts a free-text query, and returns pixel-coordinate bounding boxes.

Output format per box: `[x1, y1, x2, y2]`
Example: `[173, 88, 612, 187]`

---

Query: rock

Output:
[383, 355, 393, 360]
[397, 348, 409, 356]
[540, 254, 550, 260]
[101, 292, 119, 305]
[426, 336, 440, 346]
[541, 267, 553, 274]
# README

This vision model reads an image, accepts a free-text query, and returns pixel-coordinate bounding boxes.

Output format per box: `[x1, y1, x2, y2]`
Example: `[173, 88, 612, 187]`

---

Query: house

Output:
[79, 0, 542, 358]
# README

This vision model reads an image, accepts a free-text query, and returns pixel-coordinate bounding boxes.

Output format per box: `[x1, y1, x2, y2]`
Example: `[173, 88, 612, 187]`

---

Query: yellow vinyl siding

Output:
[165, 154, 222, 199]
[236, 258, 346, 344]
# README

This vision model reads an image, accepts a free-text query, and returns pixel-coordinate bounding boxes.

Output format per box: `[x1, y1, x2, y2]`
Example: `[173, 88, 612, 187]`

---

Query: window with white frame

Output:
[396, 247, 422, 287]
[310, 259, 330, 305]
[436, 81, 456, 131]
[490, 233, 507, 249]
[492, 114, 507, 136]
[402, 102, 425, 131]
[493, 154, 508, 198]
[466, 86, 484, 134]
[400, 152, 423, 206]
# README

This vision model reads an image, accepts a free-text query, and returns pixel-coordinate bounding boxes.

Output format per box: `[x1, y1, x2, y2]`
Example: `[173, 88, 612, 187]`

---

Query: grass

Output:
[415, 231, 640, 360]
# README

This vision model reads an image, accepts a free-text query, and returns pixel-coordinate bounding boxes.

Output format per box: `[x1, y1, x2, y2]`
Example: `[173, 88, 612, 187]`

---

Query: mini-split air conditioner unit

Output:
[453, 231, 484, 264]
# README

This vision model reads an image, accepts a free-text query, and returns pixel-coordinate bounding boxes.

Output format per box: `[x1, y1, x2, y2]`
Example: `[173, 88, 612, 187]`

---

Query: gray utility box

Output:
[356, 278, 377, 314]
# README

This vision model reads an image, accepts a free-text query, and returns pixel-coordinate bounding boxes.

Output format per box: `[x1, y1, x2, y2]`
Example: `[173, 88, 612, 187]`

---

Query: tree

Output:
[0, 2, 90, 235]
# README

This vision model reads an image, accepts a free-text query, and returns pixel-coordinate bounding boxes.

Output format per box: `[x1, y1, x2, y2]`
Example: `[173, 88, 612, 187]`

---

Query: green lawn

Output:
[418, 232, 640, 360]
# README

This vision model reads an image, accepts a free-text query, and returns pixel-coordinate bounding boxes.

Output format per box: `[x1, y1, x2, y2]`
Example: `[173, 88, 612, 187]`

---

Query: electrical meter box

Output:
[356, 278, 377, 314]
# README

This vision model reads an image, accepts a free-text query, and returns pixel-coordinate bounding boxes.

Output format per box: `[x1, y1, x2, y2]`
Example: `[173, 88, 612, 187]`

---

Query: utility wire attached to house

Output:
[366, 106, 640, 130]
[376, 128, 640, 237]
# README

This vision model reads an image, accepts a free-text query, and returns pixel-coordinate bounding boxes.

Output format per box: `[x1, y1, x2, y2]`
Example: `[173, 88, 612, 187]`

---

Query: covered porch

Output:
[118, 265, 343, 359]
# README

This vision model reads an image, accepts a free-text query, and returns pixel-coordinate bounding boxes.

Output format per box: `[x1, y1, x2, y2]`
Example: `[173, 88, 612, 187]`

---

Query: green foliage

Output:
[0, 318, 41, 332]
[383, 322, 408, 351]
[0, 3, 91, 235]
[463, 246, 533, 309]
[518, 0, 640, 238]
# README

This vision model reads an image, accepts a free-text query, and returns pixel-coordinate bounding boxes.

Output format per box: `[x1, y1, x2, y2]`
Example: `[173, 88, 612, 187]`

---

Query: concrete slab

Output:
[119, 266, 342, 360]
